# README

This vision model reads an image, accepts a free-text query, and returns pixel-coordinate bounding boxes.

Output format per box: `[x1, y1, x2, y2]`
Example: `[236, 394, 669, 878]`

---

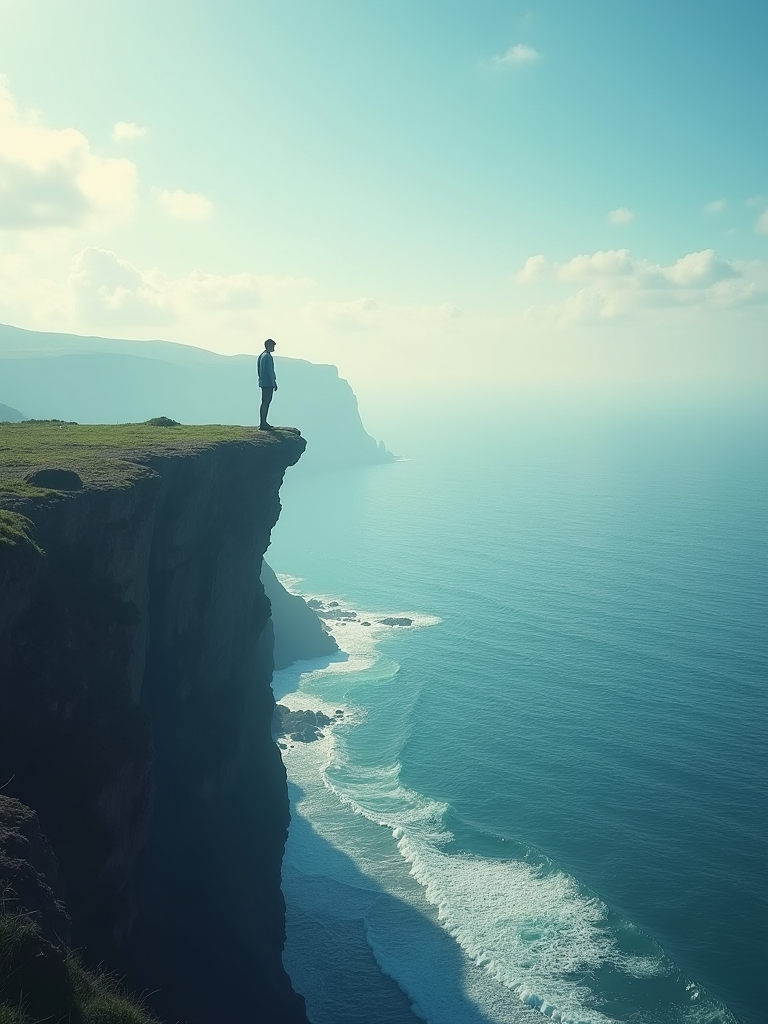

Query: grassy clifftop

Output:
[0, 420, 299, 496]
[0, 421, 301, 549]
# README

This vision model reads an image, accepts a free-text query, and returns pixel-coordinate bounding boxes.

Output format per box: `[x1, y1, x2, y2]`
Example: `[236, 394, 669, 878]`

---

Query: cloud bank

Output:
[66, 247, 312, 326]
[516, 248, 766, 321]
[0, 76, 138, 231]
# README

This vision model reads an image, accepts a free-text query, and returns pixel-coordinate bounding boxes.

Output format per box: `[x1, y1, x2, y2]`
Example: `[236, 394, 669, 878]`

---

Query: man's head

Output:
[264, 338, 276, 352]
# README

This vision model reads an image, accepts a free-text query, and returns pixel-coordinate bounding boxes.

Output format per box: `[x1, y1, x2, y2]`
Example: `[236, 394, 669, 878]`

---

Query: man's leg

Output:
[259, 387, 274, 428]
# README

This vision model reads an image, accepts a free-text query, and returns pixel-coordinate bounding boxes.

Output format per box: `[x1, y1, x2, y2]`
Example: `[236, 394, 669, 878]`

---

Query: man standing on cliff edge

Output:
[257, 338, 278, 430]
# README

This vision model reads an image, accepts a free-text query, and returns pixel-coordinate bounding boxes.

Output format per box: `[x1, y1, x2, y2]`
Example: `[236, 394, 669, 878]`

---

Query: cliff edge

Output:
[0, 323, 395, 471]
[0, 422, 309, 1023]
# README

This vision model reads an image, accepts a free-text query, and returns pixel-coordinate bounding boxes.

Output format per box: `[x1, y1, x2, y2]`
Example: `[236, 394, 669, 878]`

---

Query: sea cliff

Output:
[0, 422, 310, 1023]
[0, 323, 395, 472]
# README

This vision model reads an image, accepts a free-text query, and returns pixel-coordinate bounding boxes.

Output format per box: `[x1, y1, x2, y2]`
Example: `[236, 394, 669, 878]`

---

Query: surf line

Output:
[273, 582, 737, 1024]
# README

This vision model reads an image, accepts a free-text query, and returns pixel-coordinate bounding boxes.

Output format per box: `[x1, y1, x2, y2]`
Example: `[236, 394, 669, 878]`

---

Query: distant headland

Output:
[0, 322, 395, 471]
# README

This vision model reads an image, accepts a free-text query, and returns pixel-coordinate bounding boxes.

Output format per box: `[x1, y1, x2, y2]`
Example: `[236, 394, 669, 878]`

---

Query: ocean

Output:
[266, 404, 767, 1024]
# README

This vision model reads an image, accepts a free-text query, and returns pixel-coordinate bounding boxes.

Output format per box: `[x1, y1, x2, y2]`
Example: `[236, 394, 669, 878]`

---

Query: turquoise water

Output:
[267, 408, 767, 1024]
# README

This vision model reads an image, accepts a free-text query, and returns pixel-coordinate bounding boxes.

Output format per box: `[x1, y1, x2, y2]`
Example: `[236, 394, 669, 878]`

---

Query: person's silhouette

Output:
[257, 338, 278, 429]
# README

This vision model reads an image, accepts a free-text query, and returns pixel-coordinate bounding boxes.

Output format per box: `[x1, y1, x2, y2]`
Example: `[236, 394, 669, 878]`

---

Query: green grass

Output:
[0, 511, 41, 552]
[0, 906, 159, 1024]
[0, 1006, 28, 1024]
[65, 953, 159, 1024]
[0, 420, 299, 498]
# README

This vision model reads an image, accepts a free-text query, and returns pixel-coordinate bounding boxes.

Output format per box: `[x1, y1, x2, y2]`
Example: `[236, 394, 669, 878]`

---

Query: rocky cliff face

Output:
[262, 561, 338, 669]
[0, 428, 309, 1023]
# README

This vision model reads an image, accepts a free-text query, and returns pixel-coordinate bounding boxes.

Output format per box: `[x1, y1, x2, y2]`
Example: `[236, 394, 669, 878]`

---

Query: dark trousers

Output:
[260, 386, 275, 426]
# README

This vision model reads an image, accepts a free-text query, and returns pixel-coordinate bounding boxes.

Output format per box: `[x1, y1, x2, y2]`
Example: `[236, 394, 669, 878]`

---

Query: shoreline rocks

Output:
[296, 597, 412, 629]
[274, 705, 333, 743]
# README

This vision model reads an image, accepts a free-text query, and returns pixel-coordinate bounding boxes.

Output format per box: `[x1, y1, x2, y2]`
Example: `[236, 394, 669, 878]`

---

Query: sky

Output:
[0, 0, 766, 410]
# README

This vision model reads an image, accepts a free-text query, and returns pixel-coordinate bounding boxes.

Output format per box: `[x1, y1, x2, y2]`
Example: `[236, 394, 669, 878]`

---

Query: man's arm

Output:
[258, 351, 278, 388]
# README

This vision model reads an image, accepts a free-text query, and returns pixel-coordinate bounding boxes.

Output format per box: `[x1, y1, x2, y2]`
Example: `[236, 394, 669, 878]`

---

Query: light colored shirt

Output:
[257, 350, 277, 388]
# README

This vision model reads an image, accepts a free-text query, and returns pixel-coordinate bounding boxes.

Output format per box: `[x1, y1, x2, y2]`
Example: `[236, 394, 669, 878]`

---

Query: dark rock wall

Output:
[0, 473, 160, 955]
[262, 561, 338, 669]
[0, 795, 70, 945]
[0, 435, 309, 1023]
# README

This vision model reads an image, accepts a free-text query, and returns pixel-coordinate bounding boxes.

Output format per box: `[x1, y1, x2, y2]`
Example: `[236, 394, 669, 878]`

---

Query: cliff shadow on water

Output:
[0, 422, 310, 1024]
[283, 781, 535, 1024]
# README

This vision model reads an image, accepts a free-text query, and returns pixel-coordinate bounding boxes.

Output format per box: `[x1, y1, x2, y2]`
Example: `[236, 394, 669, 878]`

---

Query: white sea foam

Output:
[274, 587, 737, 1024]
[366, 826, 729, 1024]
[274, 571, 306, 590]
[324, 761, 452, 838]
[395, 833, 655, 1024]
[275, 572, 440, 661]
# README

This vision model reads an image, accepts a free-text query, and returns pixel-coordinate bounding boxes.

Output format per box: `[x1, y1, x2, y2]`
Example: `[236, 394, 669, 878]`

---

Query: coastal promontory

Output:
[0, 421, 310, 1023]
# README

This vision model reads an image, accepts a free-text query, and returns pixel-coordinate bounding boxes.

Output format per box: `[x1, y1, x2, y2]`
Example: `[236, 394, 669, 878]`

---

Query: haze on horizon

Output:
[0, 0, 766, 418]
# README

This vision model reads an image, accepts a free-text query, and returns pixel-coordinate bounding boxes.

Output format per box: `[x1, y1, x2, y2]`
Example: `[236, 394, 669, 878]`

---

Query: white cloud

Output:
[515, 247, 765, 323]
[153, 187, 214, 221]
[0, 249, 75, 325]
[703, 199, 727, 214]
[0, 76, 139, 231]
[112, 121, 147, 143]
[66, 247, 312, 327]
[184, 269, 265, 309]
[517, 250, 635, 284]
[301, 295, 465, 336]
[491, 44, 541, 67]
[662, 249, 736, 287]
[707, 277, 764, 306]
[516, 254, 548, 282]
[69, 246, 171, 325]
[304, 296, 380, 331]
[607, 207, 635, 225]
[559, 249, 636, 279]
[521, 248, 738, 289]
[755, 208, 768, 234]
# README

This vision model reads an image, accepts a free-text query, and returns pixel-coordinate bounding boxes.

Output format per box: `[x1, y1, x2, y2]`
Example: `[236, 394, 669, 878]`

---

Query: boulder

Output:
[274, 704, 332, 740]
[23, 467, 82, 491]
